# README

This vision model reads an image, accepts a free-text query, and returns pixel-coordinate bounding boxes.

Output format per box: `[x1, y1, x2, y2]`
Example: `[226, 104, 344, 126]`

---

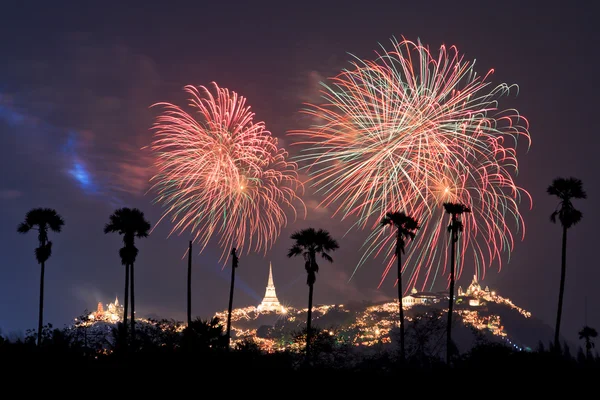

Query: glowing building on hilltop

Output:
[257, 262, 286, 314]
[88, 296, 123, 323]
[402, 287, 446, 307]
[458, 274, 490, 297]
[458, 275, 498, 307]
[459, 275, 485, 306]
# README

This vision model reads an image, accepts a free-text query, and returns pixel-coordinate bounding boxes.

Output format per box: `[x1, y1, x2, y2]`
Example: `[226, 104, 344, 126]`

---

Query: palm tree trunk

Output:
[306, 282, 314, 362]
[37, 260, 45, 346]
[447, 234, 456, 364]
[123, 263, 129, 332]
[554, 226, 568, 350]
[586, 339, 591, 359]
[187, 241, 192, 327]
[226, 259, 236, 348]
[397, 247, 405, 362]
[130, 262, 135, 346]
[37, 235, 47, 347]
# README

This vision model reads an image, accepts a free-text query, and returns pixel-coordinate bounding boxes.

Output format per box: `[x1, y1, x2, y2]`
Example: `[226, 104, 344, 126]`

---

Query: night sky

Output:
[1, 1, 598, 344]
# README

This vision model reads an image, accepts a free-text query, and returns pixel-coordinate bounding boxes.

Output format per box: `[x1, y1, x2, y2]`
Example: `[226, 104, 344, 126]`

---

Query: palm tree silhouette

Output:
[380, 211, 419, 361]
[226, 247, 239, 347]
[578, 326, 597, 359]
[442, 202, 470, 364]
[548, 177, 586, 349]
[287, 228, 339, 362]
[104, 208, 151, 346]
[18, 208, 65, 346]
[187, 240, 192, 327]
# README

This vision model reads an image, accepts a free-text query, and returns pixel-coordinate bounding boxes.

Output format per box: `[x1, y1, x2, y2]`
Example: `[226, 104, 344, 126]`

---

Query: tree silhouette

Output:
[187, 240, 192, 327]
[548, 177, 586, 349]
[182, 317, 227, 352]
[226, 247, 239, 347]
[380, 211, 419, 361]
[442, 202, 470, 364]
[287, 228, 339, 362]
[104, 208, 151, 347]
[18, 208, 65, 346]
[579, 326, 597, 359]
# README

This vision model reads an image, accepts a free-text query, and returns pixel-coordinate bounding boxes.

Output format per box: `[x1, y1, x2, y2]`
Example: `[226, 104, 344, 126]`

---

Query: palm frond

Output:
[47, 213, 65, 232]
[17, 222, 30, 234]
[289, 227, 338, 286]
[548, 177, 587, 200]
[287, 245, 303, 258]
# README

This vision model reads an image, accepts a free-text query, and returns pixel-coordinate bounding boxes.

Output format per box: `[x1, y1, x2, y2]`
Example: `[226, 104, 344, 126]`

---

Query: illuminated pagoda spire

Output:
[257, 262, 286, 313]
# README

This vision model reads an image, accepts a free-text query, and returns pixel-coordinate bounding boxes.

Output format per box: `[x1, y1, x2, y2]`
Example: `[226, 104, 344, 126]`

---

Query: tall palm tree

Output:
[226, 247, 239, 347]
[17, 208, 65, 346]
[443, 202, 470, 364]
[187, 240, 192, 327]
[117, 245, 137, 337]
[287, 228, 339, 362]
[380, 211, 419, 361]
[578, 326, 597, 359]
[104, 208, 151, 346]
[548, 177, 586, 349]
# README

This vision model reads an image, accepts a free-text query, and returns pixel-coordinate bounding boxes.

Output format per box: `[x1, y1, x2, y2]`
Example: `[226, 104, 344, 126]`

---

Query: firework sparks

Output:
[149, 83, 304, 259]
[289, 37, 531, 290]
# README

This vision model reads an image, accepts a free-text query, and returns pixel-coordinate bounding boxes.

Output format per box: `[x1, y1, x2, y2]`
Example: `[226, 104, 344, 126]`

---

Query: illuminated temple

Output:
[257, 262, 286, 314]
[88, 296, 123, 323]
[457, 275, 493, 306]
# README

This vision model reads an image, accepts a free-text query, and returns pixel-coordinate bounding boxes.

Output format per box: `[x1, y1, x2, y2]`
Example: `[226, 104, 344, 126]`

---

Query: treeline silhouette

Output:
[9, 176, 592, 369]
[1, 316, 599, 373]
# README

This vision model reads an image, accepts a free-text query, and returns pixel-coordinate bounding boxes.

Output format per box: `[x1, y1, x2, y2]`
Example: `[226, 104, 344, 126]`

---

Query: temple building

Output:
[458, 275, 496, 306]
[257, 262, 286, 314]
[458, 275, 489, 297]
[88, 296, 123, 323]
[402, 287, 446, 307]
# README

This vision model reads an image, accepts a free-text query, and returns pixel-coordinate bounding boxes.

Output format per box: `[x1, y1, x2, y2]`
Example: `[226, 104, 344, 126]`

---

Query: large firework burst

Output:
[289, 37, 531, 290]
[149, 83, 304, 259]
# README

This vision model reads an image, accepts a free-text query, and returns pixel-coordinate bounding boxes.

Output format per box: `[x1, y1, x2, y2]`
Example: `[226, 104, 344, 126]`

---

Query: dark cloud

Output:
[2, 34, 159, 199]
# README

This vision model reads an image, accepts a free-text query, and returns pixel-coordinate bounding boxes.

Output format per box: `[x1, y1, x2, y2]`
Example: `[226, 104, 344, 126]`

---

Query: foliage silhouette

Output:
[17, 208, 65, 346]
[442, 202, 470, 364]
[287, 228, 339, 363]
[380, 211, 419, 361]
[2, 315, 600, 374]
[181, 317, 227, 352]
[547, 177, 586, 349]
[292, 326, 342, 367]
[402, 309, 446, 366]
[579, 325, 597, 359]
[226, 247, 239, 347]
[187, 241, 192, 327]
[104, 207, 151, 348]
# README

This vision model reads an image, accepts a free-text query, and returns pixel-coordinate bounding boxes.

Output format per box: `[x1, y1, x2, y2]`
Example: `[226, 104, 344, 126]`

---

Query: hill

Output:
[216, 276, 553, 356]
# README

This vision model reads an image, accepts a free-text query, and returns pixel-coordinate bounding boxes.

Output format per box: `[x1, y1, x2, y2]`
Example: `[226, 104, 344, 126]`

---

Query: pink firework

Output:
[149, 83, 304, 260]
[289, 37, 531, 290]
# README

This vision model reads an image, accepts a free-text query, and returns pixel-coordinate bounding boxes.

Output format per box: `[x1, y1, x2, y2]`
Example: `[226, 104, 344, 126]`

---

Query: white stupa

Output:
[257, 262, 286, 314]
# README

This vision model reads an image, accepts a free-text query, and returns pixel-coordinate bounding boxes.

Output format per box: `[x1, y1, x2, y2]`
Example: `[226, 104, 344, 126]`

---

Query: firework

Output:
[289, 37, 531, 290]
[149, 83, 304, 259]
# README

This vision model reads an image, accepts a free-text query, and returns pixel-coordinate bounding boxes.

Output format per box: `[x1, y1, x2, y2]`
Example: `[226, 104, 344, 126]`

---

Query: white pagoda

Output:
[257, 262, 286, 314]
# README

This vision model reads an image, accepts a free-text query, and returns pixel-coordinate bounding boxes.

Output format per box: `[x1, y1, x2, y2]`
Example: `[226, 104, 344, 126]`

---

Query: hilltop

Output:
[217, 275, 553, 356]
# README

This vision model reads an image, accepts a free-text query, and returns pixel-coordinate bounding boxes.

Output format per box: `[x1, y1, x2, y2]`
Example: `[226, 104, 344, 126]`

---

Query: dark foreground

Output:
[2, 328, 598, 376]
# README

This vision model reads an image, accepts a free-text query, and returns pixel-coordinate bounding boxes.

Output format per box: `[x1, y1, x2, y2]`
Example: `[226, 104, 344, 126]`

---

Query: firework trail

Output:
[289, 37, 531, 291]
[148, 83, 304, 260]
